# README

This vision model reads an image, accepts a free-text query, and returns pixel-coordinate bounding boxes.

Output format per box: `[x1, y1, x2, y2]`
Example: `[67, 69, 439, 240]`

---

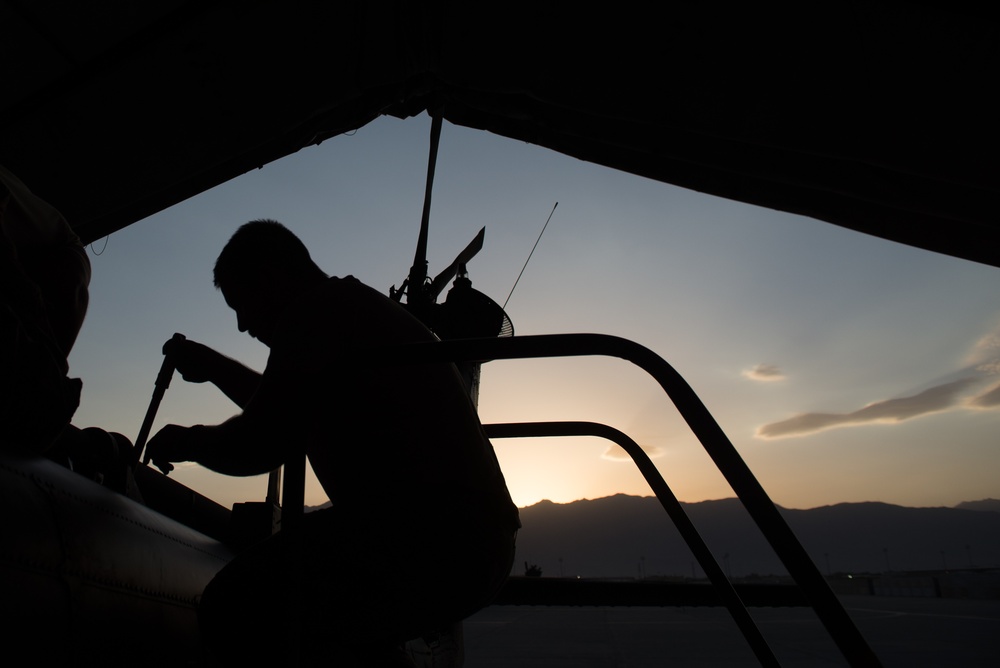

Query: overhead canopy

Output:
[3, 2, 998, 266]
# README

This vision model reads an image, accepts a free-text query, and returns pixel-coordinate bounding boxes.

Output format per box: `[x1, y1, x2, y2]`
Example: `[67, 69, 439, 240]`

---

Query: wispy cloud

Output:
[601, 443, 664, 461]
[756, 377, 982, 439]
[743, 363, 786, 382]
[966, 327, 1000, 367]
[969, 381, 1000, 409]
[755, 320, 1000, 439]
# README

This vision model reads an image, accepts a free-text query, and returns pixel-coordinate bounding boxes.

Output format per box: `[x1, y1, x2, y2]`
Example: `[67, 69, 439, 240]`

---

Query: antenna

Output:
[503, 202, 558, 310]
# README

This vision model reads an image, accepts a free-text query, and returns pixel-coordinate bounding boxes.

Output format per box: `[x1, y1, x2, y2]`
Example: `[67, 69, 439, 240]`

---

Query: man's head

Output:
[214, 220, 326, 345]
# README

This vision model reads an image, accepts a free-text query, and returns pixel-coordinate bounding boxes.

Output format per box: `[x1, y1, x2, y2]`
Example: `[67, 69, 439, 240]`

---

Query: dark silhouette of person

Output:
[1, 164, 90, 450]
[146, 219, 519, 666]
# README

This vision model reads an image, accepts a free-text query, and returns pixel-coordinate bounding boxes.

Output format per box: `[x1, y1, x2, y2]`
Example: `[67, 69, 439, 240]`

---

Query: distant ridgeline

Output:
[512, 494, 1000, 580]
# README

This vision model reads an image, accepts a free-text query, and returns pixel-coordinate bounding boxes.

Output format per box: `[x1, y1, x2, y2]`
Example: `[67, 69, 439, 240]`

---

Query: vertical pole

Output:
[280, 450, 306, 665]
[407, 114, 443, 318]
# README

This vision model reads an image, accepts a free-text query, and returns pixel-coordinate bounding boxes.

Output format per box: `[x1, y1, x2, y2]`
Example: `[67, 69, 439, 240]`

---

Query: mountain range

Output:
[511, 495, 1000, 579]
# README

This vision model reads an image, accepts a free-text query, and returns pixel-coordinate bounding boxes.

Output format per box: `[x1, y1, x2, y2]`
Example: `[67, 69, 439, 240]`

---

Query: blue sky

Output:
[67, 113, 1000, 511]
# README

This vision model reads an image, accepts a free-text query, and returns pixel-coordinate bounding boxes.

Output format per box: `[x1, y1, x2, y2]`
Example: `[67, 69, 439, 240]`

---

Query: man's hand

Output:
[164, 337, 222, 384]
[146, 423, 201, 474]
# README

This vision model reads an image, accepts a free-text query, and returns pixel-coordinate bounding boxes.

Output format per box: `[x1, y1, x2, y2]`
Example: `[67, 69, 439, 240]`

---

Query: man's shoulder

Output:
[268, 277, 363, 350]
[320, 274, 379, 302]
[323, 276, 433, 337]
[328, 274, 361, 288]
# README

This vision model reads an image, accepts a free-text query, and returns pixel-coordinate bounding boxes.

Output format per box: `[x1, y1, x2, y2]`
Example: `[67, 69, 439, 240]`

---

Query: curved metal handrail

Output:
[372, 333, 882, 667]
[485, 421, 780, 667]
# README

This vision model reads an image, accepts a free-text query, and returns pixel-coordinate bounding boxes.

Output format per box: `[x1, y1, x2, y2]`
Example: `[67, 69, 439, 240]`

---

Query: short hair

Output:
[213, 219, 323, 290]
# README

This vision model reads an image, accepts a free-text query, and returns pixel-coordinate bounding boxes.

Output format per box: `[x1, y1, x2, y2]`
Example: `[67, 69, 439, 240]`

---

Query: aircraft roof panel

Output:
[2, 2, 997, 266]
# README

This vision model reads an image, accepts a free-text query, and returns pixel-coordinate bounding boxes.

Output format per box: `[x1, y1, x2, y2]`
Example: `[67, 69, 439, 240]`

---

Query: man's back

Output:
[264, 275, 518, 527]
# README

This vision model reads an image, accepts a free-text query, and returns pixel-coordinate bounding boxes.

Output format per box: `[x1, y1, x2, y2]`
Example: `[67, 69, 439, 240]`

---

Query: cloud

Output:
[969, 381, 1000, 409]
[755, 319, 1000, 440]
[743, 363, 786, 382]
[756, 377, 981, 439]
[966, 326, 1000, 367]
[601, 443, 664, 461]
[974, 359, 1000, 375]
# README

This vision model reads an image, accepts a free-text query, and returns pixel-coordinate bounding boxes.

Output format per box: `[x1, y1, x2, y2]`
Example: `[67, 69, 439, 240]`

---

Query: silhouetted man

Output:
[147, 220, 519, 665]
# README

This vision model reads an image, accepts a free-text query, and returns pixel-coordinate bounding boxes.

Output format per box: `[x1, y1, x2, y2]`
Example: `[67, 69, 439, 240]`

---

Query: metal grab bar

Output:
[374, 333, 882, 667]
[485, 421, 780, 667]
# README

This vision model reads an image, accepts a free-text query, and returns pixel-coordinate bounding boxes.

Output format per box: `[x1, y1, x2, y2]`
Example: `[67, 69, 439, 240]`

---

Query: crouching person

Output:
[147, 220, 519, 666]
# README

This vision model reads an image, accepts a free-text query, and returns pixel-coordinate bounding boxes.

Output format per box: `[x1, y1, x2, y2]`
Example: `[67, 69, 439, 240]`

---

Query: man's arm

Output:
[146, 352, 311, 476]
[146, 418, 286, 476]
[166, 337, 260, 409]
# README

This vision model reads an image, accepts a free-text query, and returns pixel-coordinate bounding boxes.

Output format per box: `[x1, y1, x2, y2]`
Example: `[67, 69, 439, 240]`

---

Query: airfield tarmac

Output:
[462, 596, 1000, 667]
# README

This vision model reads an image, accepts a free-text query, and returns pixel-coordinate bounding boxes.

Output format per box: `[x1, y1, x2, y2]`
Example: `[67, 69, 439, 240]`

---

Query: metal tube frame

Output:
[485, 421, 780, 667]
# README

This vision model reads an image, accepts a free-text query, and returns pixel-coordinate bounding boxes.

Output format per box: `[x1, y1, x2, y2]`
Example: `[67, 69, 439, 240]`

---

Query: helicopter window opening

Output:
[62, 112, 1000, 519]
